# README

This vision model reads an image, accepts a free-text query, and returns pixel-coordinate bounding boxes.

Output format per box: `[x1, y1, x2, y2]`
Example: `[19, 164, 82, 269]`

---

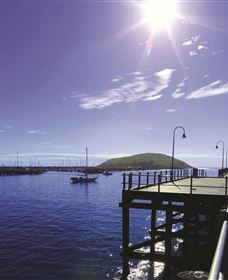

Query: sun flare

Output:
[141, 0, 177, 31]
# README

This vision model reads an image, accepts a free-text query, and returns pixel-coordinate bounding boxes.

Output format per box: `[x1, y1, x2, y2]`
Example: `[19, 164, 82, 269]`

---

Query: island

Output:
[98, 153, 192, 171]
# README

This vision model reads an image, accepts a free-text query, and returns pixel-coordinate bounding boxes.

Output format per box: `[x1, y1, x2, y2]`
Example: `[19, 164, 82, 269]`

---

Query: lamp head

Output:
[182, 133, 186, 139]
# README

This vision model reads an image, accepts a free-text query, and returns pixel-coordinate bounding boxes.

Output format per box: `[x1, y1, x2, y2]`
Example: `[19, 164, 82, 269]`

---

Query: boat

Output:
[102, 170, 112, 176]
[70, 147, 97, 184]
[70, 176, 97, 183]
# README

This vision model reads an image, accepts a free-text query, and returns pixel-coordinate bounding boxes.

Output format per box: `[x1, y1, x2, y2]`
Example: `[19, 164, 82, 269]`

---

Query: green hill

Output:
[99, 153, 192, 170]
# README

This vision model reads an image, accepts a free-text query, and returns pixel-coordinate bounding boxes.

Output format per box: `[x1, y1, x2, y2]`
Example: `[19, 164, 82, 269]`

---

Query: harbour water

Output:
[0, 168, 218, 280]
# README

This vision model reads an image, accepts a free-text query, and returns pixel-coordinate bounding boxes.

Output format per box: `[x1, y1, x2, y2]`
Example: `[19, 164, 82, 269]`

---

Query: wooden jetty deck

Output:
[120, 169, 228, 279]
[137, 177, 228, 196]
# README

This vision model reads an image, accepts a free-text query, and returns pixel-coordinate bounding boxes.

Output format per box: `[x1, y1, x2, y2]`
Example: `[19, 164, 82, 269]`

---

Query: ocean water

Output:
[0, 169, 218, 280]
[0, 171, 155, 280]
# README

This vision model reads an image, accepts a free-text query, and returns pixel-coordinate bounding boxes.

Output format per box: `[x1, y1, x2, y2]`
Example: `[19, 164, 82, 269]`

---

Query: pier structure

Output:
[119, 169, 228, 279]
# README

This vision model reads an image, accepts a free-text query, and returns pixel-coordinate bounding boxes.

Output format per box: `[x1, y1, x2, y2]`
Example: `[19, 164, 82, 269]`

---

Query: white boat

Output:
[102, 170, 112, 176]
[70, 148, 97, 184]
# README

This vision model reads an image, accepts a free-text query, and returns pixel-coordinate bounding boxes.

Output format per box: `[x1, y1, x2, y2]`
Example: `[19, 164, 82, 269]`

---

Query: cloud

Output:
[189, 50, 197, 57]
[182, 36, 200, 47]
[172, 77, 188, 99]
[182, 35, 209, 57]
[111, 75, 123, 82]
[79, 68, 175, 109]
[0, 130, 5, 133]
[165, 109, 176, 113]
[198, 45, 208, 51]
[182, 40, 193, 47]
[212, 49, 223, 55]
[203, 74, 210, 79]
[186, 80, 228, 99]
[141, 127, 156, 131]
[28, 130, 49, 135]
[128, 71, 143, 76]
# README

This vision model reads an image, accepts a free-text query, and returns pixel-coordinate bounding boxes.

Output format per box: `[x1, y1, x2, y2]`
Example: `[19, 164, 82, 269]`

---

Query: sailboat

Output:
[70, 148, 97, 184]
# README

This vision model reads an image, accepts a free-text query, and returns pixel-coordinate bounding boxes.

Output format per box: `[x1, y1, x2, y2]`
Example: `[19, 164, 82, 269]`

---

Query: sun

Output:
[140, 0, 178, 31]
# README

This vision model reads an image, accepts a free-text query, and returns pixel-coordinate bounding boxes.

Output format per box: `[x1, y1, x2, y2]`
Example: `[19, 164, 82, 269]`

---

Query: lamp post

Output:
[216, 140, 225, 170]
[171, 126, 186, 181]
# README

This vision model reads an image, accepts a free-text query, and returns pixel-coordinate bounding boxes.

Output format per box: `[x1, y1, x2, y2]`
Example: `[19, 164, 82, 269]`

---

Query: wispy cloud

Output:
[198, 45, 208, 51]
[79, 68, 175, 109]
[28, 130, 50, 135]
[186, 80, 228, 99]
[165, 108, 176, 113]
[128, 71, 143, 76]
[172, 77, 188, 99]
[111, 75, 123, 82]
[182, 36, 200, 47]
[182, 36, 209, 57]
[182, 40, 193, 47]
[212, 49, 223, 56]
[189, 50, 197, 57]
[0, 130, 5, 133]
[140, 127, 156, 131]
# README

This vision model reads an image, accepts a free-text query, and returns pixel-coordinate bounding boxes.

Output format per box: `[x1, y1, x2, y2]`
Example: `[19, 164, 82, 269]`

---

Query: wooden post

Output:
[122, 191, 130, 278]
[165, 202, 173, 272]
[123, 173, 126, 190]
[183, 200, 189, 257]
[225, 177, 228, 196]
[128, 173, 132, 190]
[150, 203, 157, 256]
[160, 171, 163, 183]
[138, 172, 141, 189]
[158, 174, 161, 193]
[146, 172, 149, 186]
[190, 176, 193, 195]
[154, 171, 156, 185]
[165, 170, 168, 182]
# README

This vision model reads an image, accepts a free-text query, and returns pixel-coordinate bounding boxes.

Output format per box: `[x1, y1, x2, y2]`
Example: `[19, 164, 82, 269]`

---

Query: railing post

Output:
[190, 176, 193, 195]
[123, 173, 126, 190]
[146, 172, 149, 186]
[138, 172, 141, 188]
[154, 171, 156, 185]
[160, 171, 162, 183]
[165, 170, 168, 182]
[158, 174, 161, 193]
[225, 177, 228, 196]
[128, 173, 132, 190]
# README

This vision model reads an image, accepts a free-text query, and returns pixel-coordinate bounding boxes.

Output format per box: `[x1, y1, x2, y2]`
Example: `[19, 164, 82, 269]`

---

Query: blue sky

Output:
[0, 0, 228, 167]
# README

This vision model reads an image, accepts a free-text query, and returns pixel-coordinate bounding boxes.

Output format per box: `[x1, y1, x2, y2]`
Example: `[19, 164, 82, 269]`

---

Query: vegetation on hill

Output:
[99, 153, 192, 170]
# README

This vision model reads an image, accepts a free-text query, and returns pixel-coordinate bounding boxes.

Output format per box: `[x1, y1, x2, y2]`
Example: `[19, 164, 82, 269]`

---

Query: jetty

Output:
[0, 166, 44, 176]
[119, 168, 228, 279]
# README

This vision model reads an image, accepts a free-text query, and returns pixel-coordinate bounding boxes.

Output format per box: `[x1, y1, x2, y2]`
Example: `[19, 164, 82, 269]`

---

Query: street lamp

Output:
[171, 126, 187, 181]
[216, 140, 225, 170]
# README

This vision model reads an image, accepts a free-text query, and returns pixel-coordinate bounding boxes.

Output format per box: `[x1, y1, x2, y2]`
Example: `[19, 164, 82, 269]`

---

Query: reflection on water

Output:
[114, 260, 165, 280]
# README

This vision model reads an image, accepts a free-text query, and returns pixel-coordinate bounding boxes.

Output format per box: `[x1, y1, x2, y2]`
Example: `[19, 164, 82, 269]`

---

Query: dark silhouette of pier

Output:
[120, 169, 228, 279]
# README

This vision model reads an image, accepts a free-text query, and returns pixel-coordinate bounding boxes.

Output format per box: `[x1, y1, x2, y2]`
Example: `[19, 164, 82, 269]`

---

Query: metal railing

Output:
[122, 169, 206, 191]
[208, 207, 228, 280]
[121, 169, 228, 196]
